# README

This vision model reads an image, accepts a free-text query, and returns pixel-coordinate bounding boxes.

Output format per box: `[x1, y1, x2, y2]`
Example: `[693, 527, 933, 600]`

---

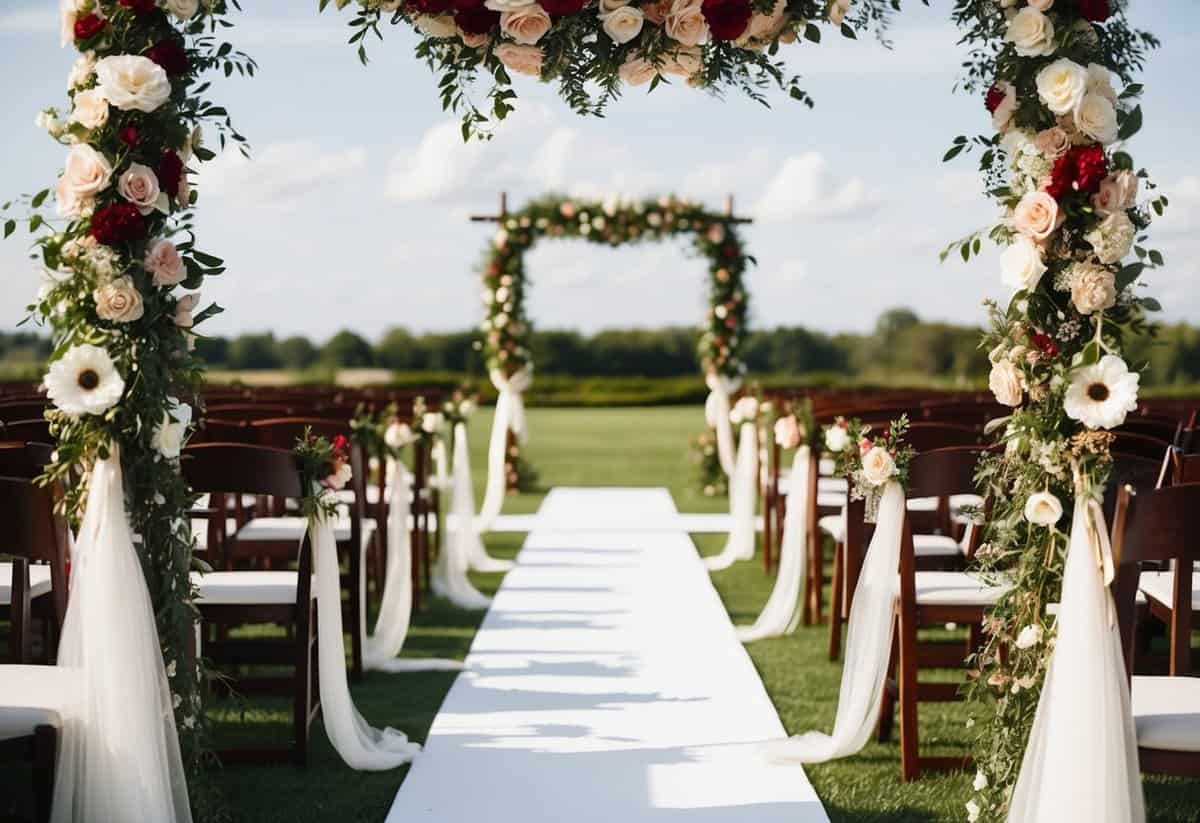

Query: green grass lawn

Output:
[198, 406, 1200, 821]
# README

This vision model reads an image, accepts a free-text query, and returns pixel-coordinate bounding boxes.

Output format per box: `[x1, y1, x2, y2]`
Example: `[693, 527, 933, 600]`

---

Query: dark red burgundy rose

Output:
[701, 0, 752, 41]
[119, 125, 139, 147]
[454, 5, 499, 34]
[118, 0, 158, 13]
[1077, 0, 1111, 23]
[73, 13, 108, 41]
[409, 0, 454, 14]
[147, 39, 189, 76]
[158, 151, 184, 199]
[452, 0, 486, 11]
[1047, 145, 1108, 200]
[540, 0, 587, 16]
[89, 203, 146, 247]
[984, 84, 1006, 114]
[1031, 331, 1059, 358]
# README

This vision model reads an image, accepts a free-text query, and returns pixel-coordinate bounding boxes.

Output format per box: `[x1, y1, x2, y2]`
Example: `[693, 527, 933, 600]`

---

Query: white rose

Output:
[415, 14, 458, 38]
[861, 446, 896, 487]
[95, 55, 172, 113]
[144, 239, 187, 287]
[664, 0, 708, 46]
[421, 412, 445, 433]
[118, 163, 165, 215]
[1015, 622, 1047, 647]
[493, 42, 544, 76]
[824, 424, 850, 453]
[164, 0, 200, 20]
[93, 276, 145, 323]
[68, 52, 97, 89]
[174, 292, 200, 328]
[618, 56, 657, 86]
[1005, 7, 1055, 57]
[1000, 236, 1046, 292]
[70, 88, 109, 130]
[1093, 170, 1138, 216]
[485, 0, 537, 11]
[989, 359, 1024, 408]
[56, 144, 113, 217]
[153, 398, 192, 459]
[603, 6, 644, 43]
[1086, 212, 1135, 265]
[501, 5, 552, 44]
[1086, 62, 1118, 103]
[1036, 58, 1088, 115]
[1012, 190, 1063, 241]
[1074, 93, 1118, 145]
[1070, 264, 1117, 315]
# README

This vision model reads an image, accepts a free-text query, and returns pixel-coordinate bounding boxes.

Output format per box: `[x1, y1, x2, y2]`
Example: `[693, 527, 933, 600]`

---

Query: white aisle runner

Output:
[386, 487, 827, 822]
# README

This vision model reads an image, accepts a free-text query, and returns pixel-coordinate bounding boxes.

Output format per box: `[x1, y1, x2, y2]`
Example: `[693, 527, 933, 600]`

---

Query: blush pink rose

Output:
[493, 42, 543, 75]
[1012, 190, 1064, 242]
[1092, 170, 1138, 216]
[145, 239, 186, 287]
[118, 162, 163, 215]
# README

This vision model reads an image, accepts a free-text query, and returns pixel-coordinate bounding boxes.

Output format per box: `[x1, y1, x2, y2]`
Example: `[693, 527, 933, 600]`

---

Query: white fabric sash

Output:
[704, 372, 741, 478]
[432, 423, 493, 609]
[1006, 492, 1145, 822]
[765, 480, 905, 762]
[364, 458, 462, 673]
[705, 422, 759, 572]
[451, 422, 514, 573]
[310, 510, 422, 769]
[736, 446, 811, 642]
[476, 367, 532, 532]
[51, 448, 192, 823]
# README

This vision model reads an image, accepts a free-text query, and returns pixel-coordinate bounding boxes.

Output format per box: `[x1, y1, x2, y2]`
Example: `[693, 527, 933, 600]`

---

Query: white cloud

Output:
[935, 171, 983, 205]
[0, 8, 54, 34]
[679, 148, 772, 202]
[753, 152, 881, 223]
[198, 142, 367, 211]
[1155, 176, 1200, 237]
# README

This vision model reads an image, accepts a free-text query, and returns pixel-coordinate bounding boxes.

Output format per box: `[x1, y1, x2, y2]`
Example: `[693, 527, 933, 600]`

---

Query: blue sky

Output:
[0, 0, 1196, 342]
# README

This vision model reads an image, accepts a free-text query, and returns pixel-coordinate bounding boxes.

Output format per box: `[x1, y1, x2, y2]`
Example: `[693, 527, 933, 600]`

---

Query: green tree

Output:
[322, 330, 375, 368]
[227, 333, 281, 369]
[277, 335, 319, 370]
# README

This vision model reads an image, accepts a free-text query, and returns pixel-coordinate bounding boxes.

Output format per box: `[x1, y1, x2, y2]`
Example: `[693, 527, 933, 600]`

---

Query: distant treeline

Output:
[7, 308, 1200, 387]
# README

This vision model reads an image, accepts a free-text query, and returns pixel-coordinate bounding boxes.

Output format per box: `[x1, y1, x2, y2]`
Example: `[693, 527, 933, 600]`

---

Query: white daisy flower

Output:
[44, 344, 125, 418]
[1064, 354, 1140, 430]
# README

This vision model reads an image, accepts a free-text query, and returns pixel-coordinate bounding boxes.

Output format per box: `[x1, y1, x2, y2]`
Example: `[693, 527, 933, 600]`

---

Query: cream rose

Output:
[1086, 62, 1118, 103]
[1012, 190, 1063, 242]
[825, 424, 850, 453]
[774, 415, 802, 450]
[68, 52, 97, 89]
[1028, 0, 1053, 9]
[485, 0, 537, 10]
[1023, 492, 1062, 528]
[152, 397, 192, 459]
[501, 5, 551, 44]
[165, 0, 200, 20]
[1005, 7, 1055, 57]
[1070, 264, 1117, 315]
[1033, 126, 1070, 158]
[174, 292, 200, 328]
[740, 0, 787, 43]
[1086, 212, 1135, 265]
[989, 359, 1024, 407]
[94, 276, 145, 324]
[144, 239, 187, 287]
[861, 446, 896, 487]
[664, 0, 708, 46]
[56, 143, 113, 217]
[1092, 170, 1138, 216]
[603, 6, 644, 43]
[1000, 236, 1046, 292]
[619, 56, 658, 86]
[597, 0, 631, 16]
[95, 55, 172, 113]
[1074, 92, 1118, 145]
[70, 88, 109, 130]
[493, 43, 544, 75]
[1036, 58, 1088, 115]
[416, 14, 458, 37]
[118, 163, 164, 215]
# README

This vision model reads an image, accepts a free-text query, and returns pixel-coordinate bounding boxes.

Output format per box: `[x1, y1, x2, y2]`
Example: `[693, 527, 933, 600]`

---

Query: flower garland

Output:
[479, 194, 752, 381]
[3, 0, 253, 786]
[942, 2, 1162, 819]
[321, 0, 900, 140]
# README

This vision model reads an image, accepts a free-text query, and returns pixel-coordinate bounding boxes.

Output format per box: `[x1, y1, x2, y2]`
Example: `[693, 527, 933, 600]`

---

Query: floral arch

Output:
[8, 0, 1167, 820]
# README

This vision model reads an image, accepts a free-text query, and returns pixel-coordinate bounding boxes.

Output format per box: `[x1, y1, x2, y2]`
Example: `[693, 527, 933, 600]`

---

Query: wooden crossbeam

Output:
[468, 191, 752, 224]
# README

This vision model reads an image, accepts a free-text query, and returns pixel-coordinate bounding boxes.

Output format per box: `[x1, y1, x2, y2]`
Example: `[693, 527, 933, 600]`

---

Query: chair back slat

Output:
[905, 446, 990, 500]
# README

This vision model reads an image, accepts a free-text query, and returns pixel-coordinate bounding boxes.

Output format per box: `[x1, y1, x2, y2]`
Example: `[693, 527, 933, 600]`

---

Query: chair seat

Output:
[0, 563, 52, 606]
[817, 515, 961, 556]
[235, 516, 376, 546]
[0, 665, 77, 742]
[819, 457, 836, 476]
[1132, 675, 1200, 752]
[1139, 571, 1200, 611]
[817, 491, 845, 509]
[334, 486, 383, 506]
[191, 517, 239, 552]
[190, 570, 314, 606]
[913, 571, 1010, 607]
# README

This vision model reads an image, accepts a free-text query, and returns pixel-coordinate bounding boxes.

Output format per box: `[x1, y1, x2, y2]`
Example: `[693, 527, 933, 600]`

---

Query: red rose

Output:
[73, 13, 107, 40]
[331, 434, 350, 455]
[409, 0, 454, 13]
[1046, 145, 1108, 200]
[89, 203, 146, 247]
[118, 0, 158, 12]
[984, 84, 1006, 114]
[147, 39, 189, 76]
[119, 125, 140, 147]
[158, 151, 184, 199]
[540, 0, 586, 15]
[1030, 331, 1059, 358]
[454, 5, 499, 34]
[701, 0, 751, 41]
[1077, 0, 1111, 23]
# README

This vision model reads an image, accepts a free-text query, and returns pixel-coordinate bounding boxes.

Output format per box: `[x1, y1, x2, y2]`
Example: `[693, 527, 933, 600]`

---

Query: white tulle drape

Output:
[51, 448, 191, 823]
[704, 372, 740, 478]
[765, 480, 905, 763]
[704, 422, 758, 572]
[432, 423, 493, 609]
[736, 447, 810, 642]
[310, 510, 422, 769]
[364, 458, 462, 673]
[476, 367, 532, 532]
[1006, 486, 1145, 822]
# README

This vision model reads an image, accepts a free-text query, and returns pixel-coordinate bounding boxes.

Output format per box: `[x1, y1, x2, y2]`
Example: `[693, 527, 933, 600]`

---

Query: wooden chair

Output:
[0, 419, 51, 445]
[181, 443, 320, 765]
[204, 403, 295, 422]
[0, 402, 46, 424]
[1111, 483, 1200, 777]
[1111, 431, 1172, 463]
[0, 666, 73, 823]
